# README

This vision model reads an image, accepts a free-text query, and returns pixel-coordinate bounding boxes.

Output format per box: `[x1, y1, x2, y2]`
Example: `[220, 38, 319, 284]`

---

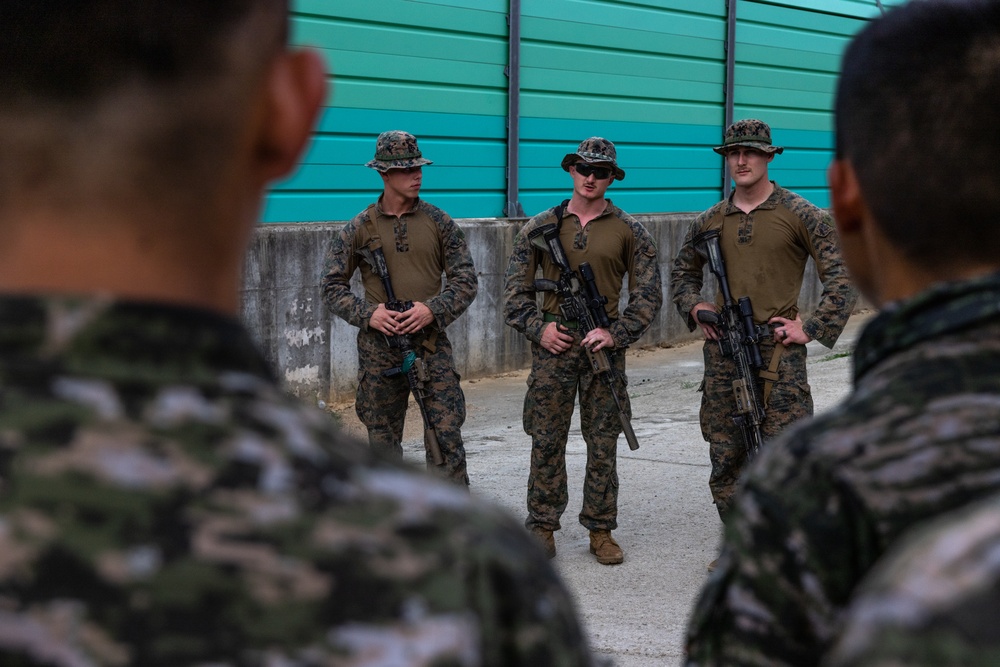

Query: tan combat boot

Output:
[529, 526, 556, 559]
[589, 530, 624, 565]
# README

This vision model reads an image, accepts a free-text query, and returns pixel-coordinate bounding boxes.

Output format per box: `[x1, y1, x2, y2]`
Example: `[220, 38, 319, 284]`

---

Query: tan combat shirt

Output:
[671, 183, 856, 348]
[321, 197, 477, 331]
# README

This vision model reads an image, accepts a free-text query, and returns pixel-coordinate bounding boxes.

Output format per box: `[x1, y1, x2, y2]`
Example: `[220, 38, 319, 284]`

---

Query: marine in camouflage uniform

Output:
[0, 296, 596, 666]
[687, 1, 1000, 662]
[670, 119, 856, 522]
[685, 276, 1000, 665]
[0, 3, 595, 664]
[322, 131, 477, 486]
[504, 138, 662, 565]
[823, 492, 1000, 667]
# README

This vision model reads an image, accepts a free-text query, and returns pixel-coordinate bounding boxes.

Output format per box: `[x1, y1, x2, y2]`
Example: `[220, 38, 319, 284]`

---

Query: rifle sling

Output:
[554, 199, 570, 230]
[758, 344, 784, 408]
[363, 204, 382, 250]
[418, 330, 438, 354]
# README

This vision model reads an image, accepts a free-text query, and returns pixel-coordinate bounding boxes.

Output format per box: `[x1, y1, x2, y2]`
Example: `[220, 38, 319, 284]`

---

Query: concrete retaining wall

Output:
[241, 213, 830, 403]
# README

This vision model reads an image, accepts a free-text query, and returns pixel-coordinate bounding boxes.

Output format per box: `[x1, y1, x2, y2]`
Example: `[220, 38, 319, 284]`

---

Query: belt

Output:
[542, 312, 579, 330]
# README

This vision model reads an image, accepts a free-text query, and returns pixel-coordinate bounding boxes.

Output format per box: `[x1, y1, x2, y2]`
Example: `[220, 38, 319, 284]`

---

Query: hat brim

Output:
[713, 142, 784, 156]
[365, 157, 433, 173]
[560, 153, 626, 181]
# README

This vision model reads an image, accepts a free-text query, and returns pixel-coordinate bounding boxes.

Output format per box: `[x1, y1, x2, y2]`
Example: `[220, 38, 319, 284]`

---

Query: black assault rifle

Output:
[528, 222, 640, 451]
[357, 243, 445, 466]
[692, 228, 765, 460]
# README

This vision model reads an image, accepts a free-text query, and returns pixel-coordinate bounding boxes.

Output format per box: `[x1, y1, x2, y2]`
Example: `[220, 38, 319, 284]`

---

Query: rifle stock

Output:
[528, 223, 640, 451]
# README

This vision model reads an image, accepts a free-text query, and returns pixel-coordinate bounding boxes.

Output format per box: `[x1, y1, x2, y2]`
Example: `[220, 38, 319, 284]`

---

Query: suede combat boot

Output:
[589, 530, 624, 565]
[529, 526, 556, 559]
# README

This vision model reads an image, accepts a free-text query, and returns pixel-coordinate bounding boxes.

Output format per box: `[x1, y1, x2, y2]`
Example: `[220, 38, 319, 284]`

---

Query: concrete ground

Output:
[332, 312, 873, 666]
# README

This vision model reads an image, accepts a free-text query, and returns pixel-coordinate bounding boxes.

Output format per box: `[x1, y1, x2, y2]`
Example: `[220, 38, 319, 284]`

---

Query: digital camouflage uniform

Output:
[321, 132, 477, 486]
[822, 492, 1000, 667]
[504, 198, 662, 535]
[671, 182, 855, 520]
[0, 295, 595, 667]
[686, 273, 1000, 666]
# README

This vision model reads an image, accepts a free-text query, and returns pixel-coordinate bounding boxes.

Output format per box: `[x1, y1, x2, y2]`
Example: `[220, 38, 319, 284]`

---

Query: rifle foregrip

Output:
[586, 347, 612, 374]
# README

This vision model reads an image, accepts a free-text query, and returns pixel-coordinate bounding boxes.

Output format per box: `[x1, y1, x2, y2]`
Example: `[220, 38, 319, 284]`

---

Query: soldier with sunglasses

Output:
[503, 137, 662, 565]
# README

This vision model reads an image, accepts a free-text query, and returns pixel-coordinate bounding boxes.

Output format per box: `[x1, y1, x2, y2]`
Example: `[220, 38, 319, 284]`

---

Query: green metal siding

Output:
[733, 0, 905, 206]
[266, 0, 510, 222]
[264, 0, 903, 222]
[516, 1, 726, 216]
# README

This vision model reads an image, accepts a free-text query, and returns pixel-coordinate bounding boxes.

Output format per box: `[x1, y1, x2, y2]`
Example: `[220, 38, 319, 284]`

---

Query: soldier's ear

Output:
[827, 158, 864, 236]
[829, 157, 882, 305]
[252, 47, 327, 185]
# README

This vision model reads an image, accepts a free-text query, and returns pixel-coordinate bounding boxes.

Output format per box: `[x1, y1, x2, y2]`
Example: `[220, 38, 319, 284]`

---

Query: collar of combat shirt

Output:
[723, 181, 782, 215]
[853, 272, 1000, 382]
[375, 195, 421, 217]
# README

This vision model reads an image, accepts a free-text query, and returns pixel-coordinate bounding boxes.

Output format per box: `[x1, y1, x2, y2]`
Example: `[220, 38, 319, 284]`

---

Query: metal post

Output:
[505, 0, 525, 218]
[723, 0, 737, 200]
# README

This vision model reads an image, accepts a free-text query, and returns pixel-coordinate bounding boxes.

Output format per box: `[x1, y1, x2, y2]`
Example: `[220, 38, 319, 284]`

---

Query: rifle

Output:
[356, 244, 445, 466]
[528, 222, 640, 451]
[692, 228, 765, 460]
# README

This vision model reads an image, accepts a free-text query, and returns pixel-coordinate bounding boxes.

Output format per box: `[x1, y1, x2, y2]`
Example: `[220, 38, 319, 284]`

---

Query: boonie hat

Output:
[713, 119, 784, 156]
[560, 137, 626, 180]
[365, 130, 433, 172]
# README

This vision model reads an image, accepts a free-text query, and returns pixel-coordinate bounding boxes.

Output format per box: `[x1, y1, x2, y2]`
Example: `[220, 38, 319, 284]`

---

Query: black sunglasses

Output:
[574, 163, 612, 180]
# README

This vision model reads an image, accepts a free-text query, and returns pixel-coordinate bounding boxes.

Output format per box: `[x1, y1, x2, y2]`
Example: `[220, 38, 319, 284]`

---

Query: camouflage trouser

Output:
[523, 341, 631, 532]
[700, 337, 812, 521]
[355, 327, 469, 486]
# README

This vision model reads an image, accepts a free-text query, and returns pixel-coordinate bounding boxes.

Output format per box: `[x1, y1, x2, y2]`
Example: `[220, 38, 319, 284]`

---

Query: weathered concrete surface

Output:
[241, 213, 839, 403]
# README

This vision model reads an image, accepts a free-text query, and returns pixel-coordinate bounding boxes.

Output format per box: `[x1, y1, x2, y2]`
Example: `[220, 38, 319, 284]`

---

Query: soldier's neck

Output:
[380, 191, 417, 218]
[732, 180, 774, 214]
[567, 196, 606, 227]
[0, 209, 245, 316]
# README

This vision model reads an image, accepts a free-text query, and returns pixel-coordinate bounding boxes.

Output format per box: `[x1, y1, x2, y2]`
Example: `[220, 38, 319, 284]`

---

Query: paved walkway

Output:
[333, 313, 872, 666]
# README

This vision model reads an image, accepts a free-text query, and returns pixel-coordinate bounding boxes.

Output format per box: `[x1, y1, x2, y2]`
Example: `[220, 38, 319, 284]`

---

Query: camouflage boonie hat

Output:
[560, 137, 626, 180]
[713, 119, 784, 156]
[365, 130, 433, 172]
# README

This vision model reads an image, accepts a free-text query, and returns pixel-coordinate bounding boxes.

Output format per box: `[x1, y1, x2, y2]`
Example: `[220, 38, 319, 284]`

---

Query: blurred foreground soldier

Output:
[504, 138, 662, 565]
[322, 130, 477, 486]
[0, 2, 594, 665]
[824, 493, 1000, 667]
[670, 119, 856, 532]
[686, 1, 1000, 665]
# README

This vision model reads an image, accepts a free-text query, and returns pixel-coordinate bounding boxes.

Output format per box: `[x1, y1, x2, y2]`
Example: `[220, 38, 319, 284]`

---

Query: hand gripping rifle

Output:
[692, 228, 765, 460]
[356, 243, 445, 466]
[528, 222, 640, 451]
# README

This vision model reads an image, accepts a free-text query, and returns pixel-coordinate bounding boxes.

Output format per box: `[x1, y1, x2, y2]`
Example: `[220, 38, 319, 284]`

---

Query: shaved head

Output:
[0, 1, 289, 218]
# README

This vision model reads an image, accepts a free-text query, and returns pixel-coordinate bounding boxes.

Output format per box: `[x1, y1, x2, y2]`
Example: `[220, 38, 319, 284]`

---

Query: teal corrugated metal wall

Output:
[265, 0, 510, 223]
[732, 0, 904, 207]
[517, 0, 726, 215]
[263, 0, 903, 223]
